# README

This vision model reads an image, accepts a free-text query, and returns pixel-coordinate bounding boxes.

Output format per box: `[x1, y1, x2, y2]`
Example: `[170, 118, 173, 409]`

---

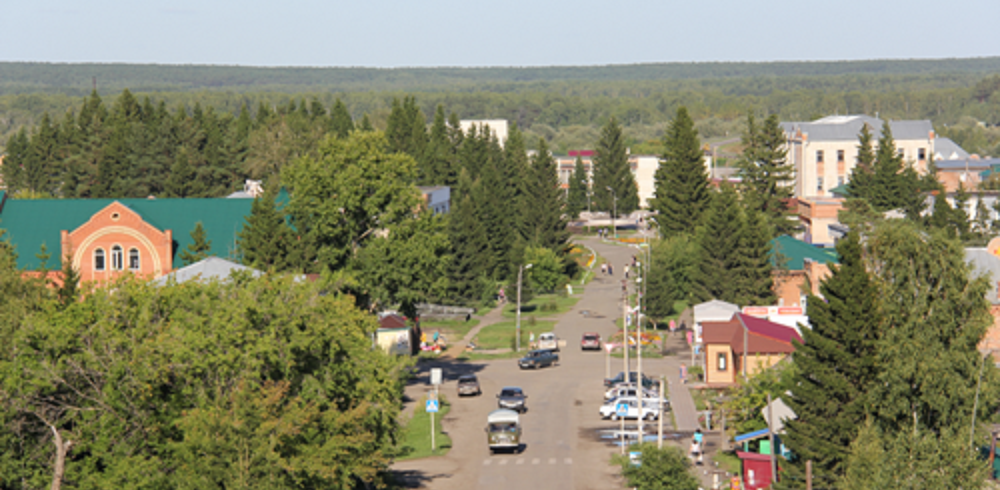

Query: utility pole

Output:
[516, 264, 532, 352]
[607, 186, 617, 239]
[658, 375, 664, 449]
[768, 393, 777, 483]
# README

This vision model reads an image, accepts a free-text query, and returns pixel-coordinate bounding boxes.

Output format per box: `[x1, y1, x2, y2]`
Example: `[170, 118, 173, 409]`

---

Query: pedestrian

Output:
[624, 265, 630, 279]
[692, 429, 704, 464]
[680, 363, 687, 384]
[529, 331, 535, 349]
[601, 263, 607, 275]
[608, 264, 614, 276]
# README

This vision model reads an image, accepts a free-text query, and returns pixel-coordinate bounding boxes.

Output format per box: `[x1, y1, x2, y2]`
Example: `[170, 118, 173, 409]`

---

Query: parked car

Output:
[457, 374, 482, 396]
[599, 396, 662, 421]
[518, 349, 559, 369]
[604, 371, 659, 389]
[537, 332, 559, 351]
[497, 386, 528, 413]
[604, 385, 669, 410]
[580, 332, 601, 350]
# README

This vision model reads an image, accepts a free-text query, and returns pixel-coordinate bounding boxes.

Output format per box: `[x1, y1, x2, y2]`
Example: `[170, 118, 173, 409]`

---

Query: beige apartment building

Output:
[781, 115, 936, 198]
[554, 153, 661, 209]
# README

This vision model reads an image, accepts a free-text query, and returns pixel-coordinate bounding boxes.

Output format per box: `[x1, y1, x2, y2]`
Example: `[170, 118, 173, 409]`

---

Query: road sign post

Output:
[426, 395, 439, 452]
[617, 402, 629, 454]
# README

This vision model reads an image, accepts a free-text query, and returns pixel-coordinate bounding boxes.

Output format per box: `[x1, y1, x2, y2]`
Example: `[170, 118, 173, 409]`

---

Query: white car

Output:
[604, 383, 664, 403]
[599, 396, 662, 421]
[537, 332, 558, 351]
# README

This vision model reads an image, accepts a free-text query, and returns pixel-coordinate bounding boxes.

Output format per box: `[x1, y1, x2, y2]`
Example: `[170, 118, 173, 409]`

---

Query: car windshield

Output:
[584, 335, 598, 340]
[500, 389, 522, 397]
[458, 376, 476, 383]
[489, 423, 517, 432]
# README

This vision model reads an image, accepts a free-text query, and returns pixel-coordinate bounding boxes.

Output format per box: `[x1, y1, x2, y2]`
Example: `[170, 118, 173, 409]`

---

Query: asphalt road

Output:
[394, 238, 687, 489]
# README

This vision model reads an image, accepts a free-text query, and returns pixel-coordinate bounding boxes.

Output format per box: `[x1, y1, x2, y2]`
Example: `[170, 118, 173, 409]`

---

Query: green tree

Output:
[839, 421, 988, 490]
[645, 253, 678, 322]
[236, 190, 296, 271]
[524, 138, 570, 256]
[733, 206, 776, 306]
[591, 117, 639, 216]
[612, 442, 700, 490]
[650, 107, 710, 236]
[847, 123, 876, 201]
[523, 246, 564, 293]
[330, 98, 354, 138]
[691, 185, 742, 303]
[179, 221, 213, 265]
[972, 192, 992, 243]
[421, 105, 453, 185]
[56, 252, 81, 308]
[446, 173, 491, 304]
[737, 113, 796, 236]
[781, 231, 882, 486]
[868, 123, 908, 212]
[566, 156, 589, 219]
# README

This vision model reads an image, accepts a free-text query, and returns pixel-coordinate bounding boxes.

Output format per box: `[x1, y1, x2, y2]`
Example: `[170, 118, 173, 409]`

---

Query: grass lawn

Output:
[420, 318, 480, 342]
[690, 387, 711, 412]
[501, 293, 581, 320]
[611, 347, 664, 359]
[713, 450, 741, 475]
[396, 394, 452, 461]
[471, 320, 556, 351]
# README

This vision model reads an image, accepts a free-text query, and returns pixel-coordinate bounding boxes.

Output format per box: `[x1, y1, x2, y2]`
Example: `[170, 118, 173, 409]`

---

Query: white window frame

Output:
[111, 245, 124, 271]
[718, 352, 728, 371]
[128, 248, 140, 271]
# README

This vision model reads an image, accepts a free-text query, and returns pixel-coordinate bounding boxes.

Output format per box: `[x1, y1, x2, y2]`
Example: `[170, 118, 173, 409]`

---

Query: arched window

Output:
[128, 248, 140, 271]
[94, 248, 106, 271]
[111, 245, 124, 271]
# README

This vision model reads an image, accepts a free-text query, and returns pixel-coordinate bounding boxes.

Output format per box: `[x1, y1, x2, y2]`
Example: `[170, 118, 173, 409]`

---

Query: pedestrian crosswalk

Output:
[482, 457, 572, 466]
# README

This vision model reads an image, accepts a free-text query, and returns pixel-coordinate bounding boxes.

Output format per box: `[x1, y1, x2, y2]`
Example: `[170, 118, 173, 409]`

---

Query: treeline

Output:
[3, 74, 1000, 158]
[2, 58, 999, 94]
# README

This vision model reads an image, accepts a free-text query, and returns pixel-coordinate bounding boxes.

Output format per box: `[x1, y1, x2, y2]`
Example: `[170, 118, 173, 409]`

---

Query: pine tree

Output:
[420, 105, 452, 185]
[447, 170, 491, 304]
[504, 123, 532, 244]
[691, 185, 742, 303]
[928, 189, 955, 234]
[732, 206, 776, 306]
[737, 113, 795, 236]
[781, 231, 882, 485]
[57, 253, 81, 309]
[566, 156, 589, 219]
[848, 123, 876, 201]
[868, 123, 905, 212]
[973, 193, 992, 242]
[165, 148, 198, 197]
[591, 117, 638, 217]
[645, 249, 678, 321]
[525, 138, 570, 255]
[237, 191, 294, 271]
[951, 182, 972, 240]
[1, 127, 30, 194]
[179, 222, 213, 265]
[330, 99, 354, 139]
[650, 107, 711, 237]
[358, 113, 374, 132]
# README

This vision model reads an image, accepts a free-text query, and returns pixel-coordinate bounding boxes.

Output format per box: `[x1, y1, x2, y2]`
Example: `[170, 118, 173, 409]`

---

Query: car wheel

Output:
[645, 413, 656, 421]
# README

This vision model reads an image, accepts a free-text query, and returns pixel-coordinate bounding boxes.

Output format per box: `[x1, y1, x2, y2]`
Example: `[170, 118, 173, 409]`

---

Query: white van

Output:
[537, 332, 558, 352]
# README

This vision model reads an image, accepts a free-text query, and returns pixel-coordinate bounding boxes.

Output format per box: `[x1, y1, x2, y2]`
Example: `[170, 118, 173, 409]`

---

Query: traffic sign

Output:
[426, 399, 439, 413]
[629, 450, 642, 466]
[615, 402, 629, 417]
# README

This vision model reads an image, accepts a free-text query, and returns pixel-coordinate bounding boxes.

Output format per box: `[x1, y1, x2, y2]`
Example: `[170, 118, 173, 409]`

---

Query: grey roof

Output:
[935, 158, 1000, 170]
[152, 256, 262, 285]
[693, 299, 740, 324]
[781, 115, 933, 142]
[965, 248, 1000, 304]
[226, 191, 254, 199]
[761, 396, 797, 434]
[934, 137, 970, 161]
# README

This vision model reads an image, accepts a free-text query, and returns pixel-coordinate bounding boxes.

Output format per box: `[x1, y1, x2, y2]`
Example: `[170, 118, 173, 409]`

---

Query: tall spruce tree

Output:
[732, 206, 776, 306]
[847, 123, 876, 201]
[781, 231, 882, 487]
[737, 113, 795, 236]
[237, 190, 295, 271]
[179, 222, 213, 265]
[591, 117, 639, 217]
[330, 99, 354, 139]
[868, 123, 905, 212]
[691, 184, 742, 303]
[447, 170, 491, 304]
[421, 105, 453, 186]
[566, 156, 589, 219]
[525, 138, 570, 255]
[650, 107, 710, 237]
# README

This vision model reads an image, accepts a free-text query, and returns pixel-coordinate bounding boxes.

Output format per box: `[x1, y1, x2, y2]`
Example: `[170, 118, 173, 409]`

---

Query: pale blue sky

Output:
[5, 0, 998, 67]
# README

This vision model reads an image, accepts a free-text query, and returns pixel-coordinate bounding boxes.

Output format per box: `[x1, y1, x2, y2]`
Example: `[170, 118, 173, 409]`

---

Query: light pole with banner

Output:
[516, 263, 533, 352]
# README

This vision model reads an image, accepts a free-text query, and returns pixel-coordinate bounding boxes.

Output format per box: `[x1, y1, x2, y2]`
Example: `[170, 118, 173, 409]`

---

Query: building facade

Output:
[781, 115, 935, 198]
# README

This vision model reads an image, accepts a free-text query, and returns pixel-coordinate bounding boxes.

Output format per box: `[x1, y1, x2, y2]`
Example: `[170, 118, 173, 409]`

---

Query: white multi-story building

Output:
[554, 152, 662, 209]
[459, 120, 509, 148]
[781, 115, 936, 198]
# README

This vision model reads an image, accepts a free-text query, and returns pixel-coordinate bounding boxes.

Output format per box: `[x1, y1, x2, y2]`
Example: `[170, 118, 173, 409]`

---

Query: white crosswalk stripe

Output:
[532, 458, 540, 465]
[549, 458, 557, 465]
[564, 458, 573, 465]
[484, 457, 573, 466]
[483, 459, 491, 466]
[498, 459, 508, 466]
[516, 458, 525, 465]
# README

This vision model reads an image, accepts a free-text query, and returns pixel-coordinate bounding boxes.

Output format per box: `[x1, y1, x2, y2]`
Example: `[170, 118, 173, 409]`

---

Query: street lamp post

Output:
[516, 263, 533, 352]
[606, 186, 617, 239]
[582, 180, 591, 214]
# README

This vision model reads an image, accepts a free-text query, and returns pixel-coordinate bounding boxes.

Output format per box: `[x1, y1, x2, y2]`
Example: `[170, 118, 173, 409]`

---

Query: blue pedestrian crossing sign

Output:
[426, 399, 440, 413]
[615, 402, 629, 417]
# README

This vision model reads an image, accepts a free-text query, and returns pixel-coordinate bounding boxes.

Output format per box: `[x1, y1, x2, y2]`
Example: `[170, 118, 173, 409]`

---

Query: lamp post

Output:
[606, 186, 617, 239]
[516, 263, 533, 352]
[582, 180, 591, 214]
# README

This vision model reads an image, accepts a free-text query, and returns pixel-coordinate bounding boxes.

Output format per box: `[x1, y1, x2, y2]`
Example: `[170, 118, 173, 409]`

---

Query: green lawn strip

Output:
[395, 394, 453, 461]
[500, 294, 581, 320]
[713, 450, 741, 475]
[611, 348, 664, 359]
[471, 320, 556, 351]
[420, 318, 480, 341]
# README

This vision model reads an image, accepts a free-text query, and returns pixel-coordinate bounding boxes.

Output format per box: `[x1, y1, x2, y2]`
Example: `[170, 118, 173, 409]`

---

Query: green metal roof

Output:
[771, 235, 839, 270]
[829, 184, 851, 197]
[0, 196, 252, 270]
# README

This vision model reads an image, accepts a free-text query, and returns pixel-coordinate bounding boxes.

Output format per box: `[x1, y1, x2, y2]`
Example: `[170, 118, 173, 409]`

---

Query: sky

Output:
[4, 0, 998, 68]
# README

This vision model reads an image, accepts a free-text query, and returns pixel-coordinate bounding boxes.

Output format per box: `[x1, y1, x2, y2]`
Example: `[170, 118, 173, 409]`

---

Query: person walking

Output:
[608, 264, 614, 276]
[680, 363, 687, 384]
[624, 265, 630, 279]
[692, 429, 704, 464]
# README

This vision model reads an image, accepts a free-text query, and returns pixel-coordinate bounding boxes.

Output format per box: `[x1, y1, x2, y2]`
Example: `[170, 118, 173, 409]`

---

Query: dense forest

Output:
[1, 59, 999, 157]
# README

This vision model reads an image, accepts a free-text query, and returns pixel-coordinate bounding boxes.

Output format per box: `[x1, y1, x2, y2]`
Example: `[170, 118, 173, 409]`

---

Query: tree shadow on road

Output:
[389, 468, 453, 488]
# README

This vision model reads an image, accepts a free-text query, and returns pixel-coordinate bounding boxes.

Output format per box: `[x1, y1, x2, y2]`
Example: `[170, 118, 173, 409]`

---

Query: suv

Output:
[537, 332, 558, 351]
[599, 396, 661, 421]
[457, 374, 482, 396]
[580, 332, 601, 350]
[604, 371, 659, 389]
[604, 385, 669, 410]
[496, 387, 527, 413]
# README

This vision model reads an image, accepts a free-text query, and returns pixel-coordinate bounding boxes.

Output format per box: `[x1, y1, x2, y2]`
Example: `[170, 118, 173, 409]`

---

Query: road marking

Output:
[516, 458, 524, 465]
[498, 459, 508, 466]
[483, 459, 492, 466]
[549, 458, 557, 465]
[565, 458, 573, 465]
[532, 458, 540, 465]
